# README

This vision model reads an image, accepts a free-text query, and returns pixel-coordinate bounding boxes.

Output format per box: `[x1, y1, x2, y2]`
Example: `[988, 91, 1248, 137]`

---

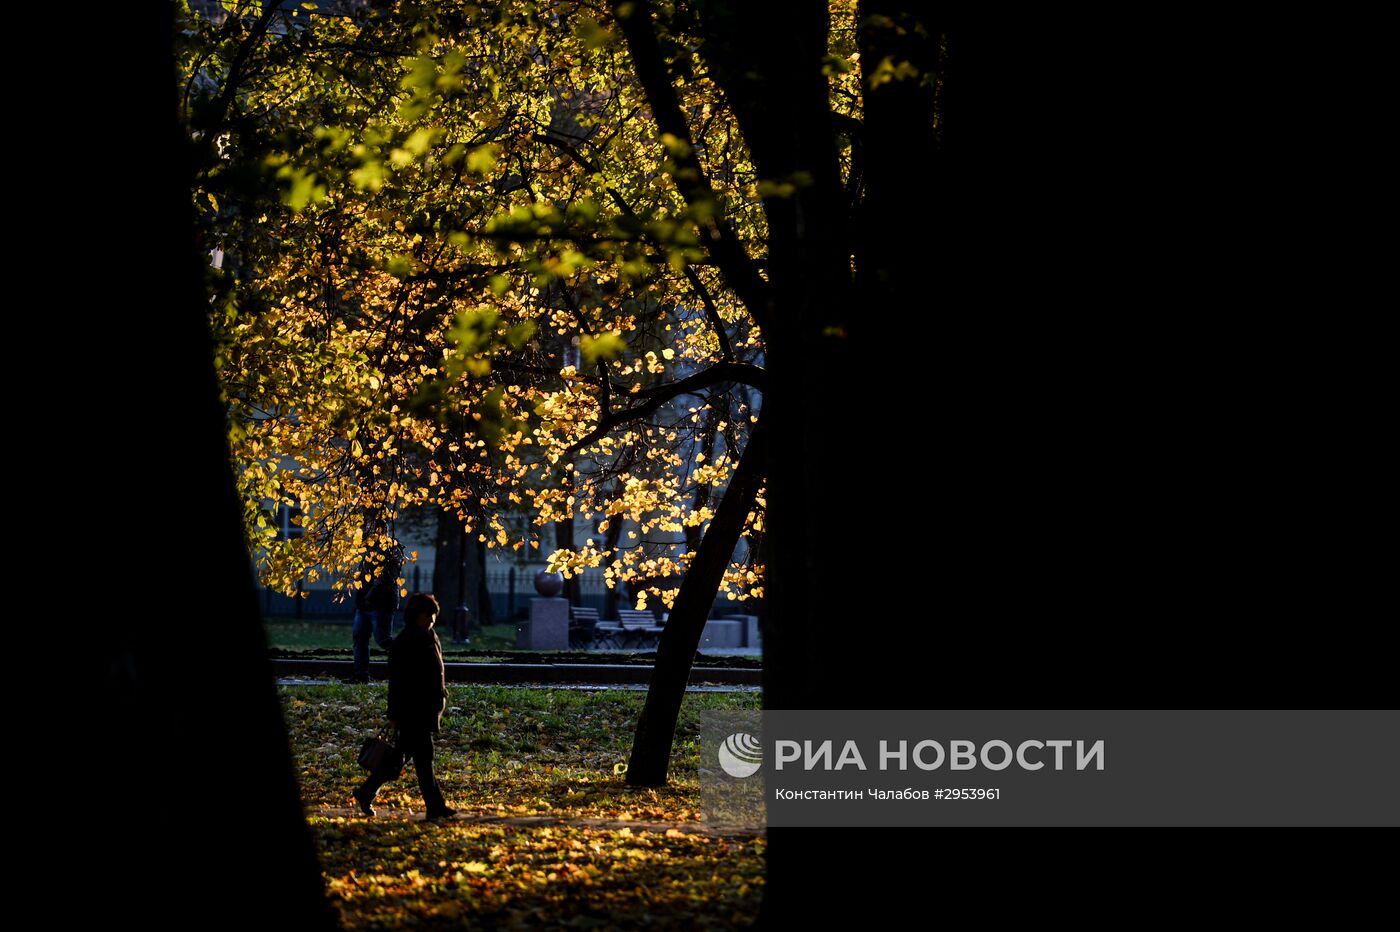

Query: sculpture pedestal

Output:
[724, 614, 761, 648]
[700, 618, 743, 649]
[518, 597, 569, 649]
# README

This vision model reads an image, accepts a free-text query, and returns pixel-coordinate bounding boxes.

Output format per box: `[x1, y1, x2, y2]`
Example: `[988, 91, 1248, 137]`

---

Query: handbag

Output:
[357, 726, 403, 773]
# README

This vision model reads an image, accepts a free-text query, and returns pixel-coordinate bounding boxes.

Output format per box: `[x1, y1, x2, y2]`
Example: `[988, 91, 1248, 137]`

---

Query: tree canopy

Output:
[178, 0, 874, 606]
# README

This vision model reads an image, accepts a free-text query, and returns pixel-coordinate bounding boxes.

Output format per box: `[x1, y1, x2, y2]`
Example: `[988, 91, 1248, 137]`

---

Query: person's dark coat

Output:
[387, 623, 447, 732]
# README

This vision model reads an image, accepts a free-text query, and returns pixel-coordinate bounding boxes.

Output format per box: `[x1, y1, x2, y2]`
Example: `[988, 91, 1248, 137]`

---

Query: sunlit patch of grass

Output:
[284, 684, 758, 820]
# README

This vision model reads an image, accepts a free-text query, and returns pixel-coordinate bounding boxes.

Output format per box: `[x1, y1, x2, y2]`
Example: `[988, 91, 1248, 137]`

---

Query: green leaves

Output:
[350, 155, 387, 193]
[466, 143, 500, 176]
[821, 53, 855, 76]
[575, 16, 615, 50]
[868, 54, 922, 88]
[400, 55, 437, 92]
[756, 171, 814, 200]
[403, 126, 436, 156]
[275, 165, 326, 212]
[658, 133, 692, 159]
[504, 320, 537, 351]
[448, 306, 501, 377]
[581, 332, 628, 365]
[445, 310, 534, 378]
[390, 126, 440, 168]
[313, 125, 351, 154]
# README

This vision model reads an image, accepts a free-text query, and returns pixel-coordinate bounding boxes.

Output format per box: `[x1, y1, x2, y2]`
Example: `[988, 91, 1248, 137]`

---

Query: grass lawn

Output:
[286, 684, 764, 927]
[266, 616, 520, 652]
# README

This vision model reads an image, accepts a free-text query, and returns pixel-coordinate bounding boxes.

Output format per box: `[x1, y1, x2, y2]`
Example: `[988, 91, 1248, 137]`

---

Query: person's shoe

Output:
[424, 806, 458, 821]
[353, 787, 376, 817]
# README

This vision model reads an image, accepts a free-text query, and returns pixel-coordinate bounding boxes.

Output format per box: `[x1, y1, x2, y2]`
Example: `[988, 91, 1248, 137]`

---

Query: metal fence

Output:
[482, 567, 606, 619]
[260, 563, 433, 622]
[262, 564, 756, 623]
[481, 567, 755, 621]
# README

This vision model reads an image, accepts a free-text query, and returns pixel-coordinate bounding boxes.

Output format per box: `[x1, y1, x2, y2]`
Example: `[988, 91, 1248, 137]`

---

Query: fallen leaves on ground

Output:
[312, 816, 764, 929]
[284, 684, 764, 927]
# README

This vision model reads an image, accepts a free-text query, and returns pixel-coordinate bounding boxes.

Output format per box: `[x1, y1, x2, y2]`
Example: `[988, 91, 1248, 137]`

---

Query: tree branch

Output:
[203, 1, 287, 134]
[533, 131, 737, 360]
[555, 283, 614, 419]
[682, 268, 734, 361]
[612, 0, 771, 329]
[567, 361, 766, 453]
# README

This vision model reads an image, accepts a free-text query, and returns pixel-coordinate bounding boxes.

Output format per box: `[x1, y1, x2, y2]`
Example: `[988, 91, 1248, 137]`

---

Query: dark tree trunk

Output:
[689, 1, 935, 925]
[432, 506, 463, 612]
[686, 0, 854, 701]
[434, 507, 492, 631]
[472, 537, 495, 625]
[626, 417, 769, 786]
[462, 526, 487, 624]
[96, 5, 335, 925]
[702, 7, 1169, 923]
[601, 512, 626, 619]
[554, 516, 583, 606]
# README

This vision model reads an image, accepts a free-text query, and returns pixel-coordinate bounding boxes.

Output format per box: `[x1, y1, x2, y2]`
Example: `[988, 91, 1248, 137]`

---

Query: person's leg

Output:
[357, 755, 394, 799]
[372, 609, 394, 652]
[354, 740, 403, 814]
[351, 609, 371, 681]
[403, 729, 449, 816]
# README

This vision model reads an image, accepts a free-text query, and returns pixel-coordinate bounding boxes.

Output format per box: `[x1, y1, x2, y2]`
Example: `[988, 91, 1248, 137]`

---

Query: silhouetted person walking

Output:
[353, 592, 456, 820]
[350, 541, 403, 683]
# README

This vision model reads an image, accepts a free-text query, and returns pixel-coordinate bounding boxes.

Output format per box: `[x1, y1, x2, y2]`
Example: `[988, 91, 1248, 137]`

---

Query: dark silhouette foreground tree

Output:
[96, 4, 335, 926]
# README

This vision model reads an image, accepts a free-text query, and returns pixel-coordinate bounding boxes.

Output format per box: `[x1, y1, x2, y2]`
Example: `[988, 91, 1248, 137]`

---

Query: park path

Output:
[280, 677, 757, 692]
[313, 806, 763, 838]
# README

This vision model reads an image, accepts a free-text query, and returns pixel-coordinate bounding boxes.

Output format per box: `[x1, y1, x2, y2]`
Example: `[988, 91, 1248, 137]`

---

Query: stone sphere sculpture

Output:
[534, 570, 564, 597]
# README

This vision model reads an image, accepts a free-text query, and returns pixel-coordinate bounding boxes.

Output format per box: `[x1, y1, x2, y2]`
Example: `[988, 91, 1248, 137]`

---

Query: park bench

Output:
[616, 609, 666, 649]
[569, 606, 606, 649]
[571, 607, 629, 650]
